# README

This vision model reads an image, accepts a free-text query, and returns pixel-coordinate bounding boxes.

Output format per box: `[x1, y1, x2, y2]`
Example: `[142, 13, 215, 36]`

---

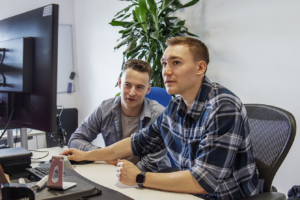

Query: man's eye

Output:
[162, 62, 167, 67]
[124, 84, 130, 87]
[174, 61, 179, 65]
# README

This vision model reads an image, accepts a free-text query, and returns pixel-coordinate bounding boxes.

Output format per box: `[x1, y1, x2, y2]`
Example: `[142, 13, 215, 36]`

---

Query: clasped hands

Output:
[59, 148, 141, 186]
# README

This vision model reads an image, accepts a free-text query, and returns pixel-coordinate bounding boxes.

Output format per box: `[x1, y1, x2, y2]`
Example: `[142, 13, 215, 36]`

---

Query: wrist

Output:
[86, 150, 96, 161]
[136, 171, 147, 188]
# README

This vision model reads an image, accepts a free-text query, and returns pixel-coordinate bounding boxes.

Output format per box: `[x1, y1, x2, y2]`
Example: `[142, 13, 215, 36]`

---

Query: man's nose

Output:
[129, 87, 136, 96]
[163, 64, 172, 76]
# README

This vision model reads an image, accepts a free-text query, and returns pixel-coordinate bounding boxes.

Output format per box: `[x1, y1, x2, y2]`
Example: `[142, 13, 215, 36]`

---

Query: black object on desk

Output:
[0, 147, 32, 175]
[69, 160, 95, 165]
[1, 183, 35, 200]
[46, 108, 78, 148]
[30, 176, 98, 200]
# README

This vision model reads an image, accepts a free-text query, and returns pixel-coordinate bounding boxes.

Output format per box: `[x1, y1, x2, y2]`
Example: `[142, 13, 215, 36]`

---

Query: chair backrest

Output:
[145, 87, 172, 107]
[245, 104, 296, 192]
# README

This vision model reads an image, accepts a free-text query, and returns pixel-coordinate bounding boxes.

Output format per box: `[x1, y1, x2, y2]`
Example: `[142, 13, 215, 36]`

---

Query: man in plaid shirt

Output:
[61, 37, 260, 199]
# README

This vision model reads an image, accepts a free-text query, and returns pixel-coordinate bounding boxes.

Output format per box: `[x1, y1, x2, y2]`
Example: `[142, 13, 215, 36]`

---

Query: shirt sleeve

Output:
[136, 148, 171, 172]
[68, 105, 103, 151]
[131, 113, 166, 157]
[190, 102, 247, 195]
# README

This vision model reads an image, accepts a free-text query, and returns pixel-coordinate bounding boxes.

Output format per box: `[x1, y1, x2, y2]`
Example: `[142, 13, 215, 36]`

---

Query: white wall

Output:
[73, 0, 129, 121]
[176, 0, 300, 194]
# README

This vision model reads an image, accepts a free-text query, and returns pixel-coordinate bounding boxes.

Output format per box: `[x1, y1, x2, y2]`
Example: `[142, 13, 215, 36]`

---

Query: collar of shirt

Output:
[176, 76, 212, 121]
[111, 96, 152, 122]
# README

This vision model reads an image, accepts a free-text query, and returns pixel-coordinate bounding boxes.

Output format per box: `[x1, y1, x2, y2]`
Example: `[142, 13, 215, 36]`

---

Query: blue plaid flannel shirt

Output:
[131, 77, 260, 200]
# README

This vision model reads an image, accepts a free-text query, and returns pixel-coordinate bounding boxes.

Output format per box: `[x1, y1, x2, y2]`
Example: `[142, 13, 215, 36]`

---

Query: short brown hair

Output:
[123, 59, 152, 82]
[166, 36, 210, 65]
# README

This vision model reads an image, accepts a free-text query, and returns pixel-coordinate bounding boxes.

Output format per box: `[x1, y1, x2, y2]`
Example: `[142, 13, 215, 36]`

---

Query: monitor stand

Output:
[6, 128, 28, 149]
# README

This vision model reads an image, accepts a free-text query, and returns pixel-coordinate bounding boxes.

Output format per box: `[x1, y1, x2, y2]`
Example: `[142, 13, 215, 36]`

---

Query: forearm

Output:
[87, 137, 133, 161]
[68, 121, 100, 151]
[144, 170, 208, 194]
[68, 137, 99, 151]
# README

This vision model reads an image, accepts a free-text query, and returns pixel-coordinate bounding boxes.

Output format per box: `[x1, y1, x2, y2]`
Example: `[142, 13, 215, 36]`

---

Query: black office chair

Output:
[243, 104, 296, 200]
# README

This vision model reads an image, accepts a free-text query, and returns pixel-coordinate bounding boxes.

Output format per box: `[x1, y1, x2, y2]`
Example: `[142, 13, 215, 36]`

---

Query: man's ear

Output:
[146, 84, 151, 95]
[196, 61, 207, 76]
[118, 77, 122, 89]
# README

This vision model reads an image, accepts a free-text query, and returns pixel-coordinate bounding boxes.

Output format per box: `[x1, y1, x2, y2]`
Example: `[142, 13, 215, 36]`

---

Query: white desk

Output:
[31, 147, 203, 200]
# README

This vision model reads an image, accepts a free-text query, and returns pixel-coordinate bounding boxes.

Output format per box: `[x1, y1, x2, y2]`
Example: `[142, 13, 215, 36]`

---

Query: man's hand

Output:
[116, 159, 141, 186]
[59, 148, 89, 161]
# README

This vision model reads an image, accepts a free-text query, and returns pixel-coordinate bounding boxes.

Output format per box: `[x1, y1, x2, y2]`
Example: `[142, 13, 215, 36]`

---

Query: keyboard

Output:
[26, 166, 72, 181]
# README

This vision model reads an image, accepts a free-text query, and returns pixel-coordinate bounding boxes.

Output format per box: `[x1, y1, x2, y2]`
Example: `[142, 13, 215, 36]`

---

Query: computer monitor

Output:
[0, 5, 59, 142]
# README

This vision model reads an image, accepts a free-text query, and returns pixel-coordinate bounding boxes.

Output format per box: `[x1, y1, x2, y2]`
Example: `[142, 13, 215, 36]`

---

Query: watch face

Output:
[136, 174, 145, 183]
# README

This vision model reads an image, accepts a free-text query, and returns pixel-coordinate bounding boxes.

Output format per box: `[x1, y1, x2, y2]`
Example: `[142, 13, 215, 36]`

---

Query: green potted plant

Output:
[110, 0, 199, 88]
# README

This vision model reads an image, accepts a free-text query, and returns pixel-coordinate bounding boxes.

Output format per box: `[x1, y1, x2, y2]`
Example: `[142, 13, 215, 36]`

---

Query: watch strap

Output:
[137, 171, 146, 188]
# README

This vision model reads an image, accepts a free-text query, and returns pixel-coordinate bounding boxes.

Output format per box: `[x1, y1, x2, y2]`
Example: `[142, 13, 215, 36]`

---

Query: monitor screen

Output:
[0, 4, 59, 133]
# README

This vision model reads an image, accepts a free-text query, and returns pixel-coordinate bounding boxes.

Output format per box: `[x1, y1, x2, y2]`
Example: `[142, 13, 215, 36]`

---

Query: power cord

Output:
[29, 150, 49, 160]
[0, 108, 15, 140]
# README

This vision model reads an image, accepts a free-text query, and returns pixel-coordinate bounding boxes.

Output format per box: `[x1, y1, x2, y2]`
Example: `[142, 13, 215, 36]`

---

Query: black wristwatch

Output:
[136, 171, 146, 188]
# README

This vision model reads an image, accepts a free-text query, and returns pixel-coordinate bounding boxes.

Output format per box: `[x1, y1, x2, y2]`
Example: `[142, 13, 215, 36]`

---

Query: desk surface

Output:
[31, 147, 202, 200]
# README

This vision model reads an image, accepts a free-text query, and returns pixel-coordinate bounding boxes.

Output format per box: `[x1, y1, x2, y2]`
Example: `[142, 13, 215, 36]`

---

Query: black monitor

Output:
[0, 5, 59, 135]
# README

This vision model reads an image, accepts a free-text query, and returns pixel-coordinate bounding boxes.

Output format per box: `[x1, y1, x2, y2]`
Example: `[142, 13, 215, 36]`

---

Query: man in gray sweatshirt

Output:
[68, 59, 171, 172]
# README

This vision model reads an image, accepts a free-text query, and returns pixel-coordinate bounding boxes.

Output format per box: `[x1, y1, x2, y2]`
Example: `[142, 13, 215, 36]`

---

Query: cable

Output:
[29, 150, 49, 160]
[0, 108, 15, 140]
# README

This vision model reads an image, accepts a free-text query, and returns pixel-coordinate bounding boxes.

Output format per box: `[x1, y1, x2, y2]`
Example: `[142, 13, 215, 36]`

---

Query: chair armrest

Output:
[243, 192, 286, 200]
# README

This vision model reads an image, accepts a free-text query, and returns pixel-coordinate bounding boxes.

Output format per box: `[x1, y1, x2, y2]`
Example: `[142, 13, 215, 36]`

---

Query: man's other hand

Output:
[116, 159, 141, 186]
[59, 148, 88, 162]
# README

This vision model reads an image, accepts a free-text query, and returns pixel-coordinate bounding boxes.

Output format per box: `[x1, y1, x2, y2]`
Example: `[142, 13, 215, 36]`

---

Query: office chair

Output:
[243, 104, 296, 200]
[146, 86, 172, 107]
[145, 87, 176, 167]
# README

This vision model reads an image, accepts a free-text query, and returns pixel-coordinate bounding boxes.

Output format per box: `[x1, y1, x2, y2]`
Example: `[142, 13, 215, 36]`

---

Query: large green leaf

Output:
[179, 0, 199, 9]
[127, 43, 143, 58]
[152, 37, 165, 52]
[146, 46, 154, 63]
[124, 38, 138, 55]
[145, 0, 159, 30]
[138, 51, 147, 59]
[159, 0, 174, 16]
[123, 21, 145, 33]
[130, 51, 140, 59]
[134, 7, 142, 22]
[115, 14, 125, 20]
[138, 0, 148, 33]
[185, 31, 199, 37]
[121, 13, 132, 21]
[139, 0, 148, 22]
[177, 20, 185, 26]
[114, 3, 138, 17]
[109, 20, 132, 28]
[114, 39, 128, 50]
[150, 31, 160, 40]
